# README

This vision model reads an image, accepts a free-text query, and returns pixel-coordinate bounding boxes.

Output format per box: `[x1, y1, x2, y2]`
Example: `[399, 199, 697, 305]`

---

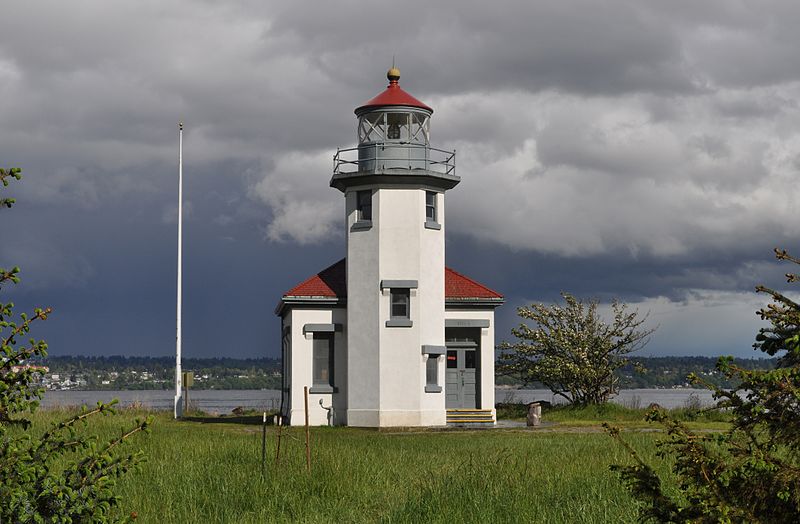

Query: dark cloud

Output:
[1, 1, 799, 359]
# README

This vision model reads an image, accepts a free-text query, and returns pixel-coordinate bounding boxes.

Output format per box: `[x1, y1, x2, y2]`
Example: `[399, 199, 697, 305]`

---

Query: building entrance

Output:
[445, 327, 480, 409]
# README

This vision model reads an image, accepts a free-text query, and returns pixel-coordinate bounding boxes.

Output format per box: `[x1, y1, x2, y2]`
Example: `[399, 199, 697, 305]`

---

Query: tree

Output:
[608, 248, 800, 522]
[1, 167, 151, 522]
[498, 293, 654, 405]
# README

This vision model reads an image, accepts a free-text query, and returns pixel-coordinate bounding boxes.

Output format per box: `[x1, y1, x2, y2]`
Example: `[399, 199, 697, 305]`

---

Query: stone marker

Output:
[527, 402, 542, 427]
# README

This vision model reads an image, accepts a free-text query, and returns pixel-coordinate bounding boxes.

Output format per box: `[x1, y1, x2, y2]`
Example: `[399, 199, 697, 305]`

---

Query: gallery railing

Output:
[334, 143, 456, 177]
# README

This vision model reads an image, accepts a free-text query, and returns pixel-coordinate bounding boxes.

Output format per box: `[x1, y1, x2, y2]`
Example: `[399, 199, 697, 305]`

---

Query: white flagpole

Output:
[174, 122, 184, 419]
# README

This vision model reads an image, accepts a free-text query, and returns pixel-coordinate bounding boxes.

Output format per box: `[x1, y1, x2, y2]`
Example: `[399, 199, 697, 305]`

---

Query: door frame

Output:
[445, 331, 480, 409]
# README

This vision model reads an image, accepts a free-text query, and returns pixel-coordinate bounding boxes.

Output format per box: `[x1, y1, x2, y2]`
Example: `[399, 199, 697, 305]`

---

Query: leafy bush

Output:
[498, 293, 654, 405]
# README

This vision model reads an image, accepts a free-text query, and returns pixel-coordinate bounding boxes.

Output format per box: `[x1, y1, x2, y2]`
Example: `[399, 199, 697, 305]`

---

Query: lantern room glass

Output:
[357, 110, 430, 146]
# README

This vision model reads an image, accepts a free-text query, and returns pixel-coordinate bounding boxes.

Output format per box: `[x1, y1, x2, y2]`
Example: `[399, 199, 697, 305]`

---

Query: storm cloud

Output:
[1, 1, 798, 358]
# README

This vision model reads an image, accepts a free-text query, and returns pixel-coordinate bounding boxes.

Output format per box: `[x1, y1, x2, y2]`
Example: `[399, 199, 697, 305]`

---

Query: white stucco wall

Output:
[345, 187, 382, 427]
[345, 185, 447, 427]
[285, 307, 347, 426]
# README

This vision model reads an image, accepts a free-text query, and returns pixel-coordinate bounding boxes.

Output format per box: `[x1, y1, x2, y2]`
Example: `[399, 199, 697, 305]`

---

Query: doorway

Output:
[445, 328, 480, 409]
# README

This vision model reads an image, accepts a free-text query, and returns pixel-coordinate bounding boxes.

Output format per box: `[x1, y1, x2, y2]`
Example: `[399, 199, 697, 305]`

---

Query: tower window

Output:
[426, 191, 437, 222]
[386, 288, 412, 327]
[357, 190, 372, 222]
[425, 191, 440, 230]
[391, 288, 410, 319]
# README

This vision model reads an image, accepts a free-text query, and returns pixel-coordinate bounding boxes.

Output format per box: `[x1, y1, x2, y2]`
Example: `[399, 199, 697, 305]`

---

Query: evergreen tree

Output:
[608, 248, 800, 522]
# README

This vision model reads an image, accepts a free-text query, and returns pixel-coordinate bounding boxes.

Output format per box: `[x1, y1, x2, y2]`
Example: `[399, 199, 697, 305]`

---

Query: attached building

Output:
[276, 68, 503, 427]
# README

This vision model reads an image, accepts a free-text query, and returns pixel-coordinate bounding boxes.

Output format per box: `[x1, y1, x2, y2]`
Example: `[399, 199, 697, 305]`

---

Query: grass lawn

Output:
[21, 406, 709, 523]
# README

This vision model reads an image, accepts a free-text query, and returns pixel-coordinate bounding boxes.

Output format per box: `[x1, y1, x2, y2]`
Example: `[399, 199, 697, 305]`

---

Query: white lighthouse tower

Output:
[277, 68, 502, 428]
[331, 67, 458, 426]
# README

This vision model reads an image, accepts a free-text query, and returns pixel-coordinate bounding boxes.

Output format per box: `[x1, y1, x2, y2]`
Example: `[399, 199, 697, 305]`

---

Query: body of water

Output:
[495, 388, 716, 409]
[41, 387, 715, 414]
[41, 389, 281, 414]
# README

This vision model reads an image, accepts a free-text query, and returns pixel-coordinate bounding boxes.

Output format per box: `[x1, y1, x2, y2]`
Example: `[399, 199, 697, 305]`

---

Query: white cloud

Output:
[248, 150, 341, 245]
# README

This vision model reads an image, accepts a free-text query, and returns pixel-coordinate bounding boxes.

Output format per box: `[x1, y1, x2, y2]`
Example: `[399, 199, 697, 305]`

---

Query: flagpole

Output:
[174, 122, 184, 419]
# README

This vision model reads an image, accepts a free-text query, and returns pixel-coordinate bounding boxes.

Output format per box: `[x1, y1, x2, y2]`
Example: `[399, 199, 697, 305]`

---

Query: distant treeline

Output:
[618, 356, 777, 389]
[37, 355, 282, 390]
[39, 354, 778, 390]
[497, 355, 778, 389]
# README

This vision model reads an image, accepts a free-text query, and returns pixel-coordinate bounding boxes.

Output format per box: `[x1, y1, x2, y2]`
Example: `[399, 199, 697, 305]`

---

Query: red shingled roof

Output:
[283, 258, 502, 300]
[355, 78, 432, 114]
[444, 267, 504, 300]
[283, 259, 346, 298]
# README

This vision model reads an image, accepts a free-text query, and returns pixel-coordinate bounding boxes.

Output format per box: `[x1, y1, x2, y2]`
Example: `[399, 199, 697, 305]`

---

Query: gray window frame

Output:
[357, 190, 372, 222]
[425, 355, 441, 393]
[424, 191, 440, 230]
[386, 288, 412, 327]
[390, 288, 410, 319]
[310, 333, 336, 393]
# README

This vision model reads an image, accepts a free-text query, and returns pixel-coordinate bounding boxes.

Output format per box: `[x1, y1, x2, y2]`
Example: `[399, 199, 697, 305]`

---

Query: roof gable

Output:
[444, 267, 504, 300]
[282, 258, 502, 300]
[283, 259, 346, 298]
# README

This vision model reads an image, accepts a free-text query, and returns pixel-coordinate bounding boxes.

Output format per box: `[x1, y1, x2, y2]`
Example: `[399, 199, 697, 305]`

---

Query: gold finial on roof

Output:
[387, 67, 400, 82]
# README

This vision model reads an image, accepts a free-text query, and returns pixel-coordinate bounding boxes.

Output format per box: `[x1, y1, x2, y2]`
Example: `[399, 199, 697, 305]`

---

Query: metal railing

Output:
[333, 142, 456, 177]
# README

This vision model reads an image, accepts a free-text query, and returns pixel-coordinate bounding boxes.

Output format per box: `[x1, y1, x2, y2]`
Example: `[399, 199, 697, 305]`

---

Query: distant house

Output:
[276, 68, 503, 427]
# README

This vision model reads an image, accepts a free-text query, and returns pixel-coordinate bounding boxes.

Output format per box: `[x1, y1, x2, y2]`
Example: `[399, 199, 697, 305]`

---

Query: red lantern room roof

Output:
[355, 68, 433, 115]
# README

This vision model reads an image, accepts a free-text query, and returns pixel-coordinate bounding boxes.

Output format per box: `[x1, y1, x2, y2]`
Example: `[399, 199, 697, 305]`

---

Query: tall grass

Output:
[21, 408, 678, 523]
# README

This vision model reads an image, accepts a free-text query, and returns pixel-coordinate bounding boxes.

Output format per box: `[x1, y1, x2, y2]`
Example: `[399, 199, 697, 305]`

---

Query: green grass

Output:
[17, 406, 694, 524]
[497, 401, 732, 431]
[18, 402, 725, 523]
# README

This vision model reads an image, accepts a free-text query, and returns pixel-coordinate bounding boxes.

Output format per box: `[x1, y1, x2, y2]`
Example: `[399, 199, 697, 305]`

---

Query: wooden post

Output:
[181, 371, 193, 414]
[274, 415, 283, 466]
[304, 386, 311, 472]
[261, 411, 267, 478]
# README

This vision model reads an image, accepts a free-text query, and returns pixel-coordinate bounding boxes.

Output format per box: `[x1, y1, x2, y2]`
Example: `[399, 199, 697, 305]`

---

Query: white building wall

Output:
[444, 308, 497, 420]
[418, 191, 446, 425]
[345, 188, 382, 427]
[377, 188, 446, 426]
[345, 186, 447, 427]
[286, 307, 347, 426]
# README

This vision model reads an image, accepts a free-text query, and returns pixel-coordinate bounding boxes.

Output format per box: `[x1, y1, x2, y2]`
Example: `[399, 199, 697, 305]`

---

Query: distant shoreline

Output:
[41, 388, 718, 412]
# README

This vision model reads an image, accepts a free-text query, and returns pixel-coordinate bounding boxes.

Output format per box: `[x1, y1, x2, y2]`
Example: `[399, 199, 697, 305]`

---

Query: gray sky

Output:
[2, 1, 798, 359]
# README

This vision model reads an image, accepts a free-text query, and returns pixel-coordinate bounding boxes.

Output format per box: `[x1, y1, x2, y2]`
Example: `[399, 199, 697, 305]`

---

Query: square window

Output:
[357, 190, 372, 222]
[390, 288, 410, 319]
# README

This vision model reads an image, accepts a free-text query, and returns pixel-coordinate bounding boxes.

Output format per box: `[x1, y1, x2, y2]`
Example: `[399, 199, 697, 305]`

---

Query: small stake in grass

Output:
[261, 411, 267, 478]
[304, 386, 311, 472]
[275, 415, 283, 466]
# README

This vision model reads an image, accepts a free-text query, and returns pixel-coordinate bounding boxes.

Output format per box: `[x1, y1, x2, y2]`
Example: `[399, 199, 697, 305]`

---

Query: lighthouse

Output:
[331, 67, 457, 426]
[277, 68, 503, 427]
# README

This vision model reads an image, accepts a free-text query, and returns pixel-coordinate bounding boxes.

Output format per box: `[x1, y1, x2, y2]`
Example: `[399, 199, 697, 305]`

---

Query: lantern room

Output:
[331, 68, 458, 191]
[355, 67, 431, 146]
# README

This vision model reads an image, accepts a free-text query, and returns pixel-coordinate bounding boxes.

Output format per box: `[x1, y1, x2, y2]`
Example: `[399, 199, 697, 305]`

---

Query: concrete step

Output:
[446, 409, 495, 426]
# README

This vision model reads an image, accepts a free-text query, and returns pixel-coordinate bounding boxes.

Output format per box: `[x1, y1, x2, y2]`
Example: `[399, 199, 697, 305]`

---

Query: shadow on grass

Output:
[181, 414, 276, 426]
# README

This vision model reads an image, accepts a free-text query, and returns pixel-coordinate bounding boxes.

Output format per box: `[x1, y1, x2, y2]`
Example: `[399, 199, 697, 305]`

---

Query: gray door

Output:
[445, 347, 477, 409]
